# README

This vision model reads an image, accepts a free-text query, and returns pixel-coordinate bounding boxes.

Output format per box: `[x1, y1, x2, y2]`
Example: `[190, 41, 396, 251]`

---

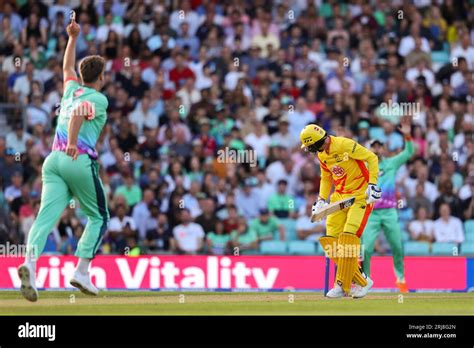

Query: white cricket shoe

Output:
[326, 284, 345, 298]
[18, 263, 38, 302]
[70, 272, 99, 296]
[352, 276, 374, 299]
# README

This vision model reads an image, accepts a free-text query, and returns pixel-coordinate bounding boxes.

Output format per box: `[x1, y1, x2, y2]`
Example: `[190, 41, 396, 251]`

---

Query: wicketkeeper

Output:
[300, 124, 381, 298]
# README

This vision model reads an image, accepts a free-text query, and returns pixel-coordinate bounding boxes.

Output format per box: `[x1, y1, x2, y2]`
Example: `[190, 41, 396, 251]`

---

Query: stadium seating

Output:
[404, 241, 430, 256]
[431, 51, 450, 64]
[463, 221, 474, 242]
[260, 241, 288, 255]
[463, 220, 474, 234]
[288, 241, 317, 255]
[466, 231, 474, 243]
[460, 242, 474, 256]
[278, 218, 297, 241]
[431, 242, 458, 256]
[241, 250, 260, 256]
[401, 231, 411, 242]
[398, 208, 413, 221]
[315, 242, 326, 256]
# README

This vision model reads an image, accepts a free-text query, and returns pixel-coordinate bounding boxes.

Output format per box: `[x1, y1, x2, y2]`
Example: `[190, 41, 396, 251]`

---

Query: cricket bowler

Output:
[18, 16, 109, 301]
[300, 124, 381, 298]
[362, 117, 414, 293]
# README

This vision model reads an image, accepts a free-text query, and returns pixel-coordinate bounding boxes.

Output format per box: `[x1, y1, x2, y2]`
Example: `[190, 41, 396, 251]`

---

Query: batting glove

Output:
[366, 183, 382, 204]
[312, 199, 328, 215]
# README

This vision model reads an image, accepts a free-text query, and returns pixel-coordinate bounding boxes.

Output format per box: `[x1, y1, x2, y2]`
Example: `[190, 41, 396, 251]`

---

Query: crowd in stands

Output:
[0, 0, 473, 256]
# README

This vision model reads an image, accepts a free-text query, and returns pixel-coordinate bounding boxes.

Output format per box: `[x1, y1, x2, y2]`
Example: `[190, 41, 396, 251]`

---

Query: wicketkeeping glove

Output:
[312, 199, 328, 215]
[366, 183, 382, 204]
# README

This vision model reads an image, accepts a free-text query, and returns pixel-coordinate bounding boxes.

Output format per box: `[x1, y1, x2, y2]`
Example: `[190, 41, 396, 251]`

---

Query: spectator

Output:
[450, 32, 474, 70]
[19, 190, 39, 242]
[433, 179, 462, 220]
[0, 148, 23, 188]
[235, 178, 260, 220]
[326, 66, 355, 95]
[96, 11, 123, 42]
[268, 179, 296, 218]
[0, 2, 23, 37]
[59, 224, 83, 255]
[168, 52, 196, 90]
[144, 212, 172, 253]
[182, 181, 203, 218]
[459, 175, 474, 201]
[244, 120, 271, 159]
[230, 217, 259, 253]
[250, 208, 285, 242]
[169, 0, 199, 37]
[176, 22, 200, 59]
[254, 170, 275, 210]
[176, 77, 201, 118]
[115, 174, 142, 208]
[222, 204, 239, 234]
[26, 93, 49, 128]
[128, 96, 159, 137]
[405, 165, 439, 202]
[406, 58, 435, 89]
[0, 0, 472, 258]
[408, 206, 435, 242]
[398, 22, 431, 57]
[408, 183, 434, 218]
[171, 208, 205, 254]
[4, 171, 23, 203]
[251, 20, 280, 58]
[288, 97, 315, 136]
[206, 220, 231, 255]
[296, 202, 325, 241]
[433, 203, 464, 244]
[141, 56, 161, 87]
[462, 180, 474, 220]
[6, 123, 32, 155]
[107, 203, 138, 253]
[141, 200, 161, 234]
[405, 38, 432, 68]
[131, 189, 154, 239]
[195, 197, 218, 235]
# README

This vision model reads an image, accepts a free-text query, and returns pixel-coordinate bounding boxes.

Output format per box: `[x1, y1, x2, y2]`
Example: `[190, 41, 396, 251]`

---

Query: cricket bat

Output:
[311, 197, 355, 222]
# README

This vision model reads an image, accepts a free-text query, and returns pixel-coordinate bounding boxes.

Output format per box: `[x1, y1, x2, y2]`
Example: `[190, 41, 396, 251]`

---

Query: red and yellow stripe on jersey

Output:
[317, 136, 379, 237]
[317, 136, 378, 200]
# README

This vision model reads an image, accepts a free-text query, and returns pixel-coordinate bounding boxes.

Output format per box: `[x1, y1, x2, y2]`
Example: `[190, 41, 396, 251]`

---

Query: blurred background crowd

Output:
[0, 0, 473, 257]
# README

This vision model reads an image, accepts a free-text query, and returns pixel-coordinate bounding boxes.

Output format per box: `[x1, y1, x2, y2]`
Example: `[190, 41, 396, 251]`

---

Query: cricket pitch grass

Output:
[0, 291, 473, 315]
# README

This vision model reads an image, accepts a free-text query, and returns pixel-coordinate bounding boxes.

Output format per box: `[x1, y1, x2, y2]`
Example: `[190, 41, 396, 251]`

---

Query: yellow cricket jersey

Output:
[317, 136, 378, 200]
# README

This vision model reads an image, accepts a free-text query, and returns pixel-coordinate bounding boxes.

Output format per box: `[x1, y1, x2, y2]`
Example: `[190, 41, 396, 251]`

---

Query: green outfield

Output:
[0, 291, 473, 315]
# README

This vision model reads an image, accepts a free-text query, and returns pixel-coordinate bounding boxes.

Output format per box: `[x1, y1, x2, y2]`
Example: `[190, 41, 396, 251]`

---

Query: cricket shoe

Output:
[396, 280, 409, 293]
[352, 276, 374, 299]
[18, 263, 38, 302]
[70, 272, 99, 296]
[326, 284, 345, 298]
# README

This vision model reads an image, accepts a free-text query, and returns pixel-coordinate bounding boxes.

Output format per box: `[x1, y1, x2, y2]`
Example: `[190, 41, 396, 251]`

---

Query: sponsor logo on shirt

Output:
[73, 88, 84, 97]
[331, 165, 345, 177]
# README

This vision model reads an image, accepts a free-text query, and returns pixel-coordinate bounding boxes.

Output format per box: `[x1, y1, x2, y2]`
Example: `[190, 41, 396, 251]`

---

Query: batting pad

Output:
[335, 233, 360, 294]
[319, 235, 367, 287]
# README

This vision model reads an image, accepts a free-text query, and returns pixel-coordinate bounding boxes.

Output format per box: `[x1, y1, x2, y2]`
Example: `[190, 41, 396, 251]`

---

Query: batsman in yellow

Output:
[300, 124, 381, 298]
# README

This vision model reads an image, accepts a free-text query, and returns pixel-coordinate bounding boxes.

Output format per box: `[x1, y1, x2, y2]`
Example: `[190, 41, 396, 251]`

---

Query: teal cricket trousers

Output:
[361, 208, 405, 281]
[28, 151, 109, 259]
